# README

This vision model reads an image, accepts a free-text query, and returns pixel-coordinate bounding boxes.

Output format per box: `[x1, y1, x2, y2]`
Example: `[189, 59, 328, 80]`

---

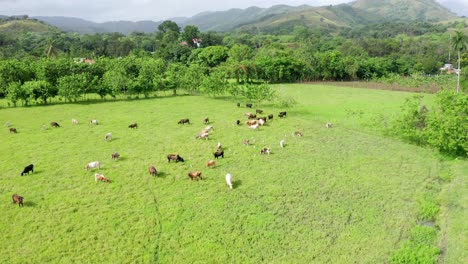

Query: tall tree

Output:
[451, 30, 468, 93]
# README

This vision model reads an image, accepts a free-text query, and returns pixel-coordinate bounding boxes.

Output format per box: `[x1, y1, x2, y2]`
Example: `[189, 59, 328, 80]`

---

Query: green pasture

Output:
[0, 84, 465, 263]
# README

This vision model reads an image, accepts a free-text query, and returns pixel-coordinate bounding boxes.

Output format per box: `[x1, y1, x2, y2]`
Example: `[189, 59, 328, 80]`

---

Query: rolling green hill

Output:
[0, 19, 59, 35]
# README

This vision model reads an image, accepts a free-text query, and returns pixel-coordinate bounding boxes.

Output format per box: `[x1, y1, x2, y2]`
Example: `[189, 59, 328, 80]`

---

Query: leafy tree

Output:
[200, 66, 229, 95]
[196, 46, 229, 67]
[451, 30, 468, 92]
[57, 73, 87, 102]
[181, 63, 207, 95]
[181, 25, 200, 48]
[238, 83, 276, 106]
[158, 20, 180, 34]
[164, 63, 186, 95]
[22, 80, 54, 104]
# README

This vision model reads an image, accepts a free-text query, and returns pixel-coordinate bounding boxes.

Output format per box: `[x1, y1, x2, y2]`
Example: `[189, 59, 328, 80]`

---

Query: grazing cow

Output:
[85, 161, 100, 170]
[207, 160, 216, 168]
[246, 103, 253, 108]
[243, 139, 250, 145]
[260, 148, 271, 155]
[203, 117, 209, 124]
[236, 120, 241, 125]
[90, 119, 99, 125]
[278, 111, 287, 118]
[268, 114, 274, 120]
[105, 132, 112, 141]
[246, 120, 258, 126]
[149, 166, 157, 176]
[214, 149, 224, 159]
[244, 112, 253, 117]
[225, 173, 233, 189]
[12, 194, 24, 207]
[95, 173, 110, 182]
[280, 140, 285, 148]
[128, 123, 138, 129]
[196, 132, 209, 140]
[72, 118, 79, 125]
[188, 171, 202, 180]
[50, 122, 60, 128]
[294, 131, 303, 136]
[326, 122, 333, 128]
[178, 118, 190, 125]
[249, 124, 259, 130]
[203, 125, 214, 133]
[167, 154, 185, 163]
[9, 128, 17, 133]
[248, 114, 257, 119]
[236, 102, 241, 107]
[258, 119, 266, 126]
[111, 152, 120, 160]
[21, 164, 34, 176]
[256, 109, 263, 114]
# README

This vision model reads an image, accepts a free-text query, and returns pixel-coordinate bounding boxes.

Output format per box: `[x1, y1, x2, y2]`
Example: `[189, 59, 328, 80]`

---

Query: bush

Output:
[426, 90, 468, 156]
[390, 90, 467, 157]
[391, 226, 439, 264]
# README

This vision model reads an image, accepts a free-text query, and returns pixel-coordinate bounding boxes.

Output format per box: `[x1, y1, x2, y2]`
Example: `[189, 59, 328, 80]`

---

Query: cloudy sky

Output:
[1, 0, 467, 22]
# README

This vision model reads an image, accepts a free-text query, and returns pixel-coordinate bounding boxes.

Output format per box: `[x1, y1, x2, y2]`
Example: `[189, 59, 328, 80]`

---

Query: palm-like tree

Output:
[45, 38, 60, 58]
[451, 31, 467, 93]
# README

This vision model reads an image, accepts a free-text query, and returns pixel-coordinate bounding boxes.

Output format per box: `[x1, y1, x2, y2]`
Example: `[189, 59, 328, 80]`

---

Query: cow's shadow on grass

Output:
[22, 201, 37, 207]
[154, 171, 168, 178]
[232, 180, 242, 189]
[114, 156, 127, 161]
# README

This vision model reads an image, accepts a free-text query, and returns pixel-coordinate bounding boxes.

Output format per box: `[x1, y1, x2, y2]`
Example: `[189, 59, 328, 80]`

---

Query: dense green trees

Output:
[0, 18, 466, 106]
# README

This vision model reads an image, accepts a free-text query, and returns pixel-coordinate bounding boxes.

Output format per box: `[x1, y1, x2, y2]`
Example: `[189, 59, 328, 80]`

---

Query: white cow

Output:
[105, 132, 112, 141]
[326, 122, 333, 128]
[225, 173, 233, 189]
[280, 139, 285, 148]
[72, 118, 79, 125]
[90, 119, 99, 125]
[85, 161, 101, 170]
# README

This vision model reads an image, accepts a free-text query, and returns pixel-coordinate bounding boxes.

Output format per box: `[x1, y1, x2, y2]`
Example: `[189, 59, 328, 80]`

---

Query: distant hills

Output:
[0, 0, 463, 35]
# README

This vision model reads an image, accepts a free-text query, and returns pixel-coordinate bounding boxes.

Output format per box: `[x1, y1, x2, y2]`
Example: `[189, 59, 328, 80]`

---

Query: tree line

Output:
[0, 19, 467, 106]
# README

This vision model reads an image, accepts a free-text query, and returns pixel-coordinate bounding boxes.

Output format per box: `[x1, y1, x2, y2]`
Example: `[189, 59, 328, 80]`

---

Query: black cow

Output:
[236, 120, 241, 125]
[21, 164, 34, 176]
[167, 154, 185, 163]
[268, 114, 274, 120]
[50, 122, 60, 128]
[246, 103, 253, 108]
[128, 123, 138, 129]
[236, 102, 241, 107]
[178, 119, 190, 125]
[278, 111, 287, 118]
[214, 149, 224, 159]
[12, 194, 24, 207]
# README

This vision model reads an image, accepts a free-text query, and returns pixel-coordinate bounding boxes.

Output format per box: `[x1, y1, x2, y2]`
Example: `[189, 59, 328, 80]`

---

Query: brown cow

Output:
[128, 123, 138, 129]
[203, 117, 209, 124]
[9, 128, 17, 133]
[50, 122, 60, 128]
[149, 166, 157, 176]
[294, 131, 303, 137]
[12, 194, 24, 207]
[207, 160, 216, 168]
[167, 154, 185, 162]
[95, 173, 110, 182]
[188, 171, 202, 180]
[111, 152, 120, 160]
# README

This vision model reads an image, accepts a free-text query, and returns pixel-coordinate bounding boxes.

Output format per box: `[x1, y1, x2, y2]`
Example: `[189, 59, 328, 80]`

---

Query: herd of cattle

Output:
[7, 102, 334, 207]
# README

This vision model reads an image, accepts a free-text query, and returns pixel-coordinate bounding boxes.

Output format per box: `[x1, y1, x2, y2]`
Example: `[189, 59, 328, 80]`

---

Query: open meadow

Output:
[0, 84, 466, 263]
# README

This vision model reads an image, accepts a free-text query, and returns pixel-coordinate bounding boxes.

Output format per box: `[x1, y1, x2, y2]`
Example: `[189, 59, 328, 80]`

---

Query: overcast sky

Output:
[1, 0, 467, 22]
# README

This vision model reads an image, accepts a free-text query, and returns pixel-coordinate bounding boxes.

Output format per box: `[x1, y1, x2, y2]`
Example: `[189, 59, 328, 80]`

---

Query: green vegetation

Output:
[1, 84, 466, 263]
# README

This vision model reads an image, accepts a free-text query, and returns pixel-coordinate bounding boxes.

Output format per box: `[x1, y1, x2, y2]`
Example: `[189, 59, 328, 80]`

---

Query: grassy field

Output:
[0, 84, 465, 263]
